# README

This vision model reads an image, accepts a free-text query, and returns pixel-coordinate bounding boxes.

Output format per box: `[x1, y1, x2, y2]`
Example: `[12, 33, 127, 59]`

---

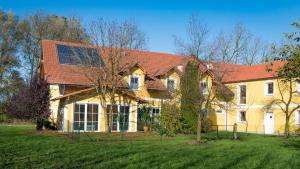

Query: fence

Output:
[205, 123, 248, 140]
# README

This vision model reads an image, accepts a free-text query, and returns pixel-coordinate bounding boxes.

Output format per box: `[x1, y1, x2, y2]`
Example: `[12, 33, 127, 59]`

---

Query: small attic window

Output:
[130, 76, 139, 90]
[206, 63, 213, 70]
[167, 79, 175, 91]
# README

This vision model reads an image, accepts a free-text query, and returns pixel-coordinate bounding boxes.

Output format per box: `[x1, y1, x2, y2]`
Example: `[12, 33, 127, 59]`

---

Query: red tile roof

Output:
[206, 61, 286, 83]
[42, 40, 287, 88]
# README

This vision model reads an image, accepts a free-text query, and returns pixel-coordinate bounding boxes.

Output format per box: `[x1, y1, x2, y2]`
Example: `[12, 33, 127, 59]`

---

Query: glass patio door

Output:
[73, 103, 99, 131]
[106, 105, 130, 132]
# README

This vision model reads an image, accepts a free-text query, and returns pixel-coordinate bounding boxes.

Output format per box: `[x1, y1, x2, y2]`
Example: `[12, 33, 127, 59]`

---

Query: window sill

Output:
[265, 94, 274, 96]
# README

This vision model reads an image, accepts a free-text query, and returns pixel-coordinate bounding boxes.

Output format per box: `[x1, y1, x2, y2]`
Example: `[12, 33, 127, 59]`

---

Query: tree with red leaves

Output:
[6, 74, 50, 130]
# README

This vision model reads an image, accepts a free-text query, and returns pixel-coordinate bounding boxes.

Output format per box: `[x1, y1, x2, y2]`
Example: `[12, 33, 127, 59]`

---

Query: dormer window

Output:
[167, 79, 175, 91]
[200, 81, 208, 95]
[130, 76, 139, 90]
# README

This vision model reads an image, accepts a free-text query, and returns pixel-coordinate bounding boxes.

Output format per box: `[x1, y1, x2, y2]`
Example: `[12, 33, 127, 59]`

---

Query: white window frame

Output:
[295, 110, 300, 125]
[264, 80, 274, 96]
[167, 78, 176, 91]
[129, 75, 140, 90]
[237, 84, 247, 105]
[237, 110, 247, 123]
[106, 104, 132, 132]
[296, 81, 300, 95]
[200, 80, 209, 95]
[72, 102, 100, 132]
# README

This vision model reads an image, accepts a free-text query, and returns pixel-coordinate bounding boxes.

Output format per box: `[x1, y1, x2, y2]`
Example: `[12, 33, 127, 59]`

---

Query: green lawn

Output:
[1, 125, 300, 169]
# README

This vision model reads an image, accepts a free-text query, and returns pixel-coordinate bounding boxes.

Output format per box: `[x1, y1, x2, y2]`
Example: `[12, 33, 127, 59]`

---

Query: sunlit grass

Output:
[1, 125, 300, 169]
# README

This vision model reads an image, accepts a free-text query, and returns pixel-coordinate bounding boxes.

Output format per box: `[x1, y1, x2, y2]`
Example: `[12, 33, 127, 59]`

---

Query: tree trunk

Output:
[196, 111, 201, 142]
[36, 118, 43, 130]
[285, 115, 290, 138]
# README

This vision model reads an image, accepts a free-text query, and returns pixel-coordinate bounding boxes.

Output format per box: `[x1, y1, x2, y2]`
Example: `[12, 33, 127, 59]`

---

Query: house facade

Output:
[42, 40, 300, 134]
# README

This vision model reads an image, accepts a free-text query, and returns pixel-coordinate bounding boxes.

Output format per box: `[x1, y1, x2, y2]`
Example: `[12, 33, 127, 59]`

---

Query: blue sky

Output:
[1, 0, 300, 53]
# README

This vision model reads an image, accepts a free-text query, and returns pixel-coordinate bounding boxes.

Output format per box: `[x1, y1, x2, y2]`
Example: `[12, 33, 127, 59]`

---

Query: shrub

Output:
[6, 74, 50, 130]
[158, 102, 182, 135]
[201, 118, 212, 133]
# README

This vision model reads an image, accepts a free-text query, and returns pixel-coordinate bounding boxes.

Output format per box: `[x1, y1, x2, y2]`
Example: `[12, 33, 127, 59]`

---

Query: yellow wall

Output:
[49, 65, 300, 135]
[209, 79, 300, 135]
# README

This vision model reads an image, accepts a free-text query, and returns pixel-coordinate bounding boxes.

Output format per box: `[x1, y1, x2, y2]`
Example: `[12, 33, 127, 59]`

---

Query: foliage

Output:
[266, 21, 300, 137]
[138, 106, 152, 127]
[180, 61, 202, 132]
[201, 118, 212, 133]
[158, 102, 182, 136]
[5, 75, 50, 130]
[19, 12, 90, 79]
[0, 11, 24, 113]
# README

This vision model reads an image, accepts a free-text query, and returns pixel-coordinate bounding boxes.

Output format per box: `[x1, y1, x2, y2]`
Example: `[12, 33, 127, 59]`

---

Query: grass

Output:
[1, 125, 300, 169]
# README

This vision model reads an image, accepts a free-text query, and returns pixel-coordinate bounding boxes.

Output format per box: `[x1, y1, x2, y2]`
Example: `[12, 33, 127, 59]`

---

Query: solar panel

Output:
[56, 44, 104, 66]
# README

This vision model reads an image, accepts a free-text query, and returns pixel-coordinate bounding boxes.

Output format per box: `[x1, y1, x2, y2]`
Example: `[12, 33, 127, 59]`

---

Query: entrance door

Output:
[264, 112, 274, 134]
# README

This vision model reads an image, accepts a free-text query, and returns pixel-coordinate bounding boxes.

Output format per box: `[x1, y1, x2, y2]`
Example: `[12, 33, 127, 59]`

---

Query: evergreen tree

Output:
[180, 61, 203, 136]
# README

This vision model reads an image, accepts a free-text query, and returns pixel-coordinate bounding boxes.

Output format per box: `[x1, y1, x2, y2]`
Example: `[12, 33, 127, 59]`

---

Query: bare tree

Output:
[265, 78, 299, 137]
[174, 15, 209, 60]
[208, 23, 273, 65]
[76, 18, 147, 132]
[19, 12, 90, 80]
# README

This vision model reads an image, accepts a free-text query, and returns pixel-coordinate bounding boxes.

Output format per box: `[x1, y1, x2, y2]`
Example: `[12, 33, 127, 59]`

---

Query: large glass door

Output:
[106, 105, 130, 132]
[73, 103, 99, 131]
[73, 104, 85, 131]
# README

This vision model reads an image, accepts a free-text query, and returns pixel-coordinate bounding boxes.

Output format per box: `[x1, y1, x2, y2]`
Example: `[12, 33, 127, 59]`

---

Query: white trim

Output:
[296, 81, 300, 95]
[295, 110, 300, 125]
[264, 80, 275, 96]
[72, 101, 100, 132]
[129, 75, 141, 91]
[237, 83, 247, 105]
[167, 78, 176, 90]
[200, 80, 209, 95]
[106, 104, 132, 132]
[236, 110, 247, 123]
[63, 98, 69, 132]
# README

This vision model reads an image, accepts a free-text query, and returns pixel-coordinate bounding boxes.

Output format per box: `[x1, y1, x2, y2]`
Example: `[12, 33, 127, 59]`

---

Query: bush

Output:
[201, 118, 212, 133]
[158, 102, 182, 135]
[6, 74, 50, 130]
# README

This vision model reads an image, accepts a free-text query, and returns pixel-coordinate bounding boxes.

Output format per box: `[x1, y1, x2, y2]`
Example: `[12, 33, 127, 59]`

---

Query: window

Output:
[295, 110, 300, 125]
[167, 79, 175, 90]
[203, 109, 209, 118]
[296, 81, 300, 94]
[73, 103, 99, 131]
[130, 76, 139, 90]
[106, 105, 130, 131]
[73, 104, 85, 131]
[239, 85, 247, 104]
[137, 106, 160, 130]
[59, 84, 65, 95]
[216, 109, 223, 114]
[200, 81, 208, 94]
[265, 81, 274, 95]
[238, 111, 246, 122]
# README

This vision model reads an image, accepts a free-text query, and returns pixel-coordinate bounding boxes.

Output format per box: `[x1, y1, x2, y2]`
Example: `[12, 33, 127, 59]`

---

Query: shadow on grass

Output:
[282, 138, 300, 150]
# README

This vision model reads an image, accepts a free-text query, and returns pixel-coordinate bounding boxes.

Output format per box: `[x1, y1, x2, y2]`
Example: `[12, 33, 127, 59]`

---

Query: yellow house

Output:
[42, 40, 300, 135]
